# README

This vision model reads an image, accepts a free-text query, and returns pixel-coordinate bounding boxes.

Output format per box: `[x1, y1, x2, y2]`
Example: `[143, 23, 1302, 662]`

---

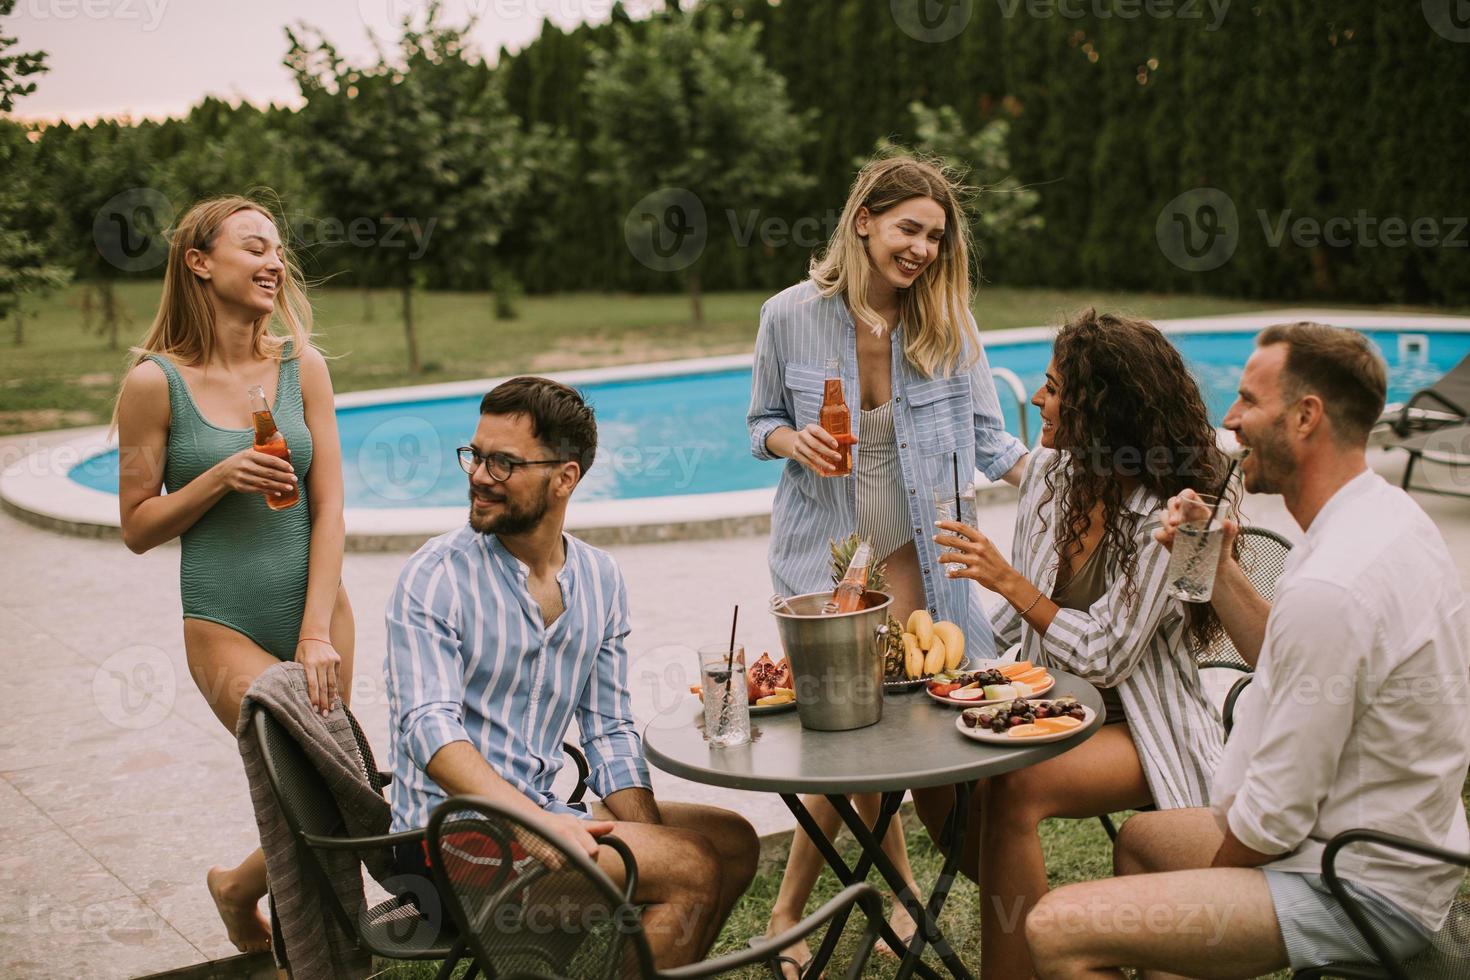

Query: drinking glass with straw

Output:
[935, 452, 976, 573]
[697, 606, 749, 747]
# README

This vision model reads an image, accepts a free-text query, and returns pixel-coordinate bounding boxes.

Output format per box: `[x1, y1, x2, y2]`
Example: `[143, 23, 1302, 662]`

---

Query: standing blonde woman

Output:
[747, 155, 1028, 975]
[114, 196, 353, 953]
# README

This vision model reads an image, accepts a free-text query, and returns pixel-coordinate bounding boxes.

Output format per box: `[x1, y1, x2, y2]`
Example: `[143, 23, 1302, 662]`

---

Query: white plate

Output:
[955, 705, 1096, 744]
[924, 669, 1056, 708]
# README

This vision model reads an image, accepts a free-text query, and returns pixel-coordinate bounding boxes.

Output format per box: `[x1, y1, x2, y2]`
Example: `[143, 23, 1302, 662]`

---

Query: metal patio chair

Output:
[428, 794, 884, 980]
[255, 707, 596, 977]
[1293, 828, 1470, 979]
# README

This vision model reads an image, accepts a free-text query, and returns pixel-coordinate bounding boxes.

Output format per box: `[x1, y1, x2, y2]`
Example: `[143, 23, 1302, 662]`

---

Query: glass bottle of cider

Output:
[827, 538, 873, 614]
[247, 385, 299, 510]
[819, 358, 855, 477]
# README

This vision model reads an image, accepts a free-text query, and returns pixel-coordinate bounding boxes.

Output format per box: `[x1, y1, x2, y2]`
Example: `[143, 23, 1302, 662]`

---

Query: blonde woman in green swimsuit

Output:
[114, 196, 353, 954]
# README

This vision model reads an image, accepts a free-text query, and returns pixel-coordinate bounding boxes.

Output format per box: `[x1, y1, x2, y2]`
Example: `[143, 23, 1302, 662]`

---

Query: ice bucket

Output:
[770, 591, 892, 732]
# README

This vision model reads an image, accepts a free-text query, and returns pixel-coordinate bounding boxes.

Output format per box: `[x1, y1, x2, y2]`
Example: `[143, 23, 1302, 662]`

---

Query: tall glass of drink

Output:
[697, 644, 750, 747]
[933, 485, 978, 573]
[1165, 494, 1224, 602]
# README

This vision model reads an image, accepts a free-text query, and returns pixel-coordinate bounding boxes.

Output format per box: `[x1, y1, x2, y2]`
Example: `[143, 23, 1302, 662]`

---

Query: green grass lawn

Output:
[8, 280, 1454, 436]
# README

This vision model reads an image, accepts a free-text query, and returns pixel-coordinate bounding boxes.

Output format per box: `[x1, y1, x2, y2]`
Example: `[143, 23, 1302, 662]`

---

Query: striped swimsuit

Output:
[853, 400, 913, 562]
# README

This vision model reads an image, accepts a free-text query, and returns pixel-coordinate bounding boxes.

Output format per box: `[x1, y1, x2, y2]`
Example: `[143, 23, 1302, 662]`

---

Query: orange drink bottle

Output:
[819, 358, 856, 477]
[247, 384, 299, 510]
[829, 538, 873, 614]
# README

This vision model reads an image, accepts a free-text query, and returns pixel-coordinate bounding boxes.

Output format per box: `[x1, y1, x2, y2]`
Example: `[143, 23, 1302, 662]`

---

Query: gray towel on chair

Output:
[237, 662, 393, 980]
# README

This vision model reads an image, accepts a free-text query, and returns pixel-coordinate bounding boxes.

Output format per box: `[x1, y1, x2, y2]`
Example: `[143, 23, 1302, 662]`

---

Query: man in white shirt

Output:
[1024, 322, 1469, 978]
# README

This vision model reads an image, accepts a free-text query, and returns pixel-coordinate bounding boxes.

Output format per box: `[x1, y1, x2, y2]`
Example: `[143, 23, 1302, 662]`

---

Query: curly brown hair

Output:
[1039, 308, 1231, 649]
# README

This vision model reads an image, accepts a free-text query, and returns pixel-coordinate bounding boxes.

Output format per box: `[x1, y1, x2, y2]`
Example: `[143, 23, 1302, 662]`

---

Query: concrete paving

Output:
[2, 425, 1468, 979]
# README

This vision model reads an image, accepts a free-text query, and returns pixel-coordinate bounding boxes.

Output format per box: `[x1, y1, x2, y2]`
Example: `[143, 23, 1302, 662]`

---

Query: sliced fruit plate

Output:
[924, 660, 1055, 707]
[955, 697, 1094, 744]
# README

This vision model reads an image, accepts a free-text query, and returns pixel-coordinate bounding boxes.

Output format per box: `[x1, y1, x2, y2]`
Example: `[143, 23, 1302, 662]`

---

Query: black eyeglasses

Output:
[456, 447, 565, 482]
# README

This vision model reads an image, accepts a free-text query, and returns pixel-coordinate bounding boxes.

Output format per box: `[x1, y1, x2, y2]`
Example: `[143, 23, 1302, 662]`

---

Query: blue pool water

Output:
[69, 329, 1470, 507]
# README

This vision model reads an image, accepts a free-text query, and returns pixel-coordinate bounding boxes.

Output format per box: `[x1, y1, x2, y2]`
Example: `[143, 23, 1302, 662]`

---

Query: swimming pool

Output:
[64, 324, 1470, 509]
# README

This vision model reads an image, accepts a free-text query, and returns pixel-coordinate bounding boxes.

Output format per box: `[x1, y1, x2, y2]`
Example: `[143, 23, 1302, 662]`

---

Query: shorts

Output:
[1264, 870, 1432, 970]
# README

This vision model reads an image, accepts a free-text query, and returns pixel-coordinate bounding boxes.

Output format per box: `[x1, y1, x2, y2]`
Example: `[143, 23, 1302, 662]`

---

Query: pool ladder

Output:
[990, 366, 1031, 447]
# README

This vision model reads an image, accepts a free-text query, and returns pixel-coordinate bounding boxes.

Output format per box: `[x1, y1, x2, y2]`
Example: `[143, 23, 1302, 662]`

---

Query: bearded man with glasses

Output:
[384, 376, 758, 969]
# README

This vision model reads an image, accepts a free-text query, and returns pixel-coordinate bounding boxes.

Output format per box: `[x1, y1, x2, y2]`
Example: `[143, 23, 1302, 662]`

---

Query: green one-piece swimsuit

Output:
[146, 342, 313, 660]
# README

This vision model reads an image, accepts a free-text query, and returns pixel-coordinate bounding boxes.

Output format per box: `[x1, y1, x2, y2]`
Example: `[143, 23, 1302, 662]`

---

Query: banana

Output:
[902, 632, 924, 679]
[933, 621, 965, 670]
[923, 635, 947, 676]
[906, 610, 935, 650]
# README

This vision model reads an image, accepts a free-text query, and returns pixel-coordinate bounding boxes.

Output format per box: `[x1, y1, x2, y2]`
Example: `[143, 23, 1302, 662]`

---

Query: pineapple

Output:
[829, 533, 889, 595]
[879, 615, 907, 679]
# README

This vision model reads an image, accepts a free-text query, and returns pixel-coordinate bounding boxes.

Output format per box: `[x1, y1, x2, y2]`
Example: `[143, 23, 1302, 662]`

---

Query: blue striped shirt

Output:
[384, 524, 651, 832]
[747, 280, 1028, 655]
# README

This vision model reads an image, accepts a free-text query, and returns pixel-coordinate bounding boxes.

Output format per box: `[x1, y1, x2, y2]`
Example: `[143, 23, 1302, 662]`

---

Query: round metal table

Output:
[644, 672, 1105, 980]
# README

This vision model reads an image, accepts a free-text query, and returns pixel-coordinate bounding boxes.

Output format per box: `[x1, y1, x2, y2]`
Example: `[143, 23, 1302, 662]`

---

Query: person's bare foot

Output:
[763, 912, 818, 980]
[874, 897, 919, 958]
[207, 866, 272, 953]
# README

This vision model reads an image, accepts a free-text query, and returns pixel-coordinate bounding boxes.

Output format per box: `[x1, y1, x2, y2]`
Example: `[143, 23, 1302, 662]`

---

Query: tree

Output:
[0, 6, 69, 344]
[285, 2, 562, 372]
[0, 122, 70, 344]
[39, 120, 161, 349]
[0, 0, 45, 112]
[584, 9, 813, 322]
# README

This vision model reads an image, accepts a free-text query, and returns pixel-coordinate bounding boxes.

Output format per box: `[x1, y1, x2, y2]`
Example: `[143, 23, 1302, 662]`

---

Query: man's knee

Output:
[705, 807, 760, 886]
[1113, 815, 1149, 876]
[1026, 890, 1080, 977]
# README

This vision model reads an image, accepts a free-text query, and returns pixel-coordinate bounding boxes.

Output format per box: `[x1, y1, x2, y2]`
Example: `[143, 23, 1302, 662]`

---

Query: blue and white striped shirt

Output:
[385, 524, 651, 832]
[747, 280, 1028, 656]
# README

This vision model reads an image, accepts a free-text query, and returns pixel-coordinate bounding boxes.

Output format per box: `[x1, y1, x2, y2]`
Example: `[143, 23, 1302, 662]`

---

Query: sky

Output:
[9, 0, 667, 123]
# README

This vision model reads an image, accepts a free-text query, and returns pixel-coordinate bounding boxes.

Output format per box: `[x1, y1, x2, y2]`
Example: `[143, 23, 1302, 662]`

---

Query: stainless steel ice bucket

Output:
[770, 591, 892, 732]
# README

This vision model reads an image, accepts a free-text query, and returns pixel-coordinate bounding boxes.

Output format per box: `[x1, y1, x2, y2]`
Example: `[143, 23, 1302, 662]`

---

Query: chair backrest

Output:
[1432, 352, 1470, 415]
[428, 797, 656, 980]
[252, 708, 370, 938]
[1192, 526, 1294, 671]
[1326, 830, 1470, 979]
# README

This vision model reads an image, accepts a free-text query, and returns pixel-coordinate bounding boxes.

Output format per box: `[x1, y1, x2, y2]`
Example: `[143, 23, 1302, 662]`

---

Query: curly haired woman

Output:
[917, 309, 1232, 980]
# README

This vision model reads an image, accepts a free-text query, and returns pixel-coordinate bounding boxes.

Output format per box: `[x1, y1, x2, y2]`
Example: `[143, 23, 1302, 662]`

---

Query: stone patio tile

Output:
[0, 892, 201, 980]
[0, 776, 56, 844]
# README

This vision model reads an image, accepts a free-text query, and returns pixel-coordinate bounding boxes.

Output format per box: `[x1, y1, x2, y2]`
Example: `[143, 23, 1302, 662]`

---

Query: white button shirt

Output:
[1211, 470, 1470, 932]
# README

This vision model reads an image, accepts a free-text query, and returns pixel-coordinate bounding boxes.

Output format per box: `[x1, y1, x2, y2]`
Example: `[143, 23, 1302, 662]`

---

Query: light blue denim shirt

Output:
[747, 280, 1028, 655]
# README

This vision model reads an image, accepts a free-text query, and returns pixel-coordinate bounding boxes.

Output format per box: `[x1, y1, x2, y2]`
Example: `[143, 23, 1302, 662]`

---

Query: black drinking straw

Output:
[723, 605, 739, 696]
[1206, 458, 1240, 526]
[951, 452, 961, 521]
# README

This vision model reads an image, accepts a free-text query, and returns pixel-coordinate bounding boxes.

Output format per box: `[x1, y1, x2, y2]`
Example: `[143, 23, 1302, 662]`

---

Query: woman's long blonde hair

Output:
[809, 154, 977, 378]
[111, 195, 312, 430]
